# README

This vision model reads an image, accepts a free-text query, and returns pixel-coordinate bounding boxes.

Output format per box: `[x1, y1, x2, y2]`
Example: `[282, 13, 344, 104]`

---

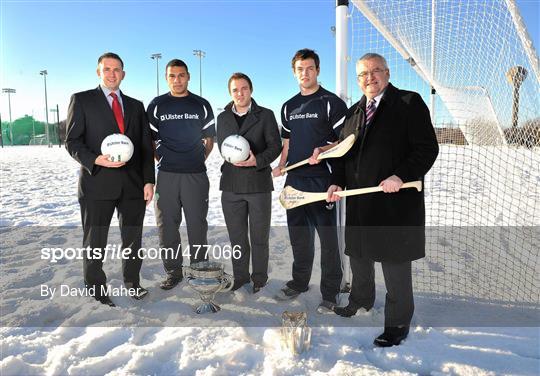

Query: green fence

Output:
[1, 116, 60, 145]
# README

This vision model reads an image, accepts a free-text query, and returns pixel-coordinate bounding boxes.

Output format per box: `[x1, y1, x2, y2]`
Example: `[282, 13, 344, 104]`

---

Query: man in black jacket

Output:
[326, 53, 439, 347]
[217, 72, 281, 293]
[66, 52, 155, 306]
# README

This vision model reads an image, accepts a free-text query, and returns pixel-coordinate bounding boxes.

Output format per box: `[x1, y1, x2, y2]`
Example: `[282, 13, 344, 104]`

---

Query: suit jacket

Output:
[216, 99, 281, 193]
[66, 86, 155, 200]
[333, 83, 439, 262]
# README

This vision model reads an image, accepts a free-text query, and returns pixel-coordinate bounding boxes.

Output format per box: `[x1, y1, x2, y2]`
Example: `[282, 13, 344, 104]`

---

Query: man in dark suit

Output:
[217, 72, 281, 293]
[325, 53, 439, 346]
[66, 52, 155, 307]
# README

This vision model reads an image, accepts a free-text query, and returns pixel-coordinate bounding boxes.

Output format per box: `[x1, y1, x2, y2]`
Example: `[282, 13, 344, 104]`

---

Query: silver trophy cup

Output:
[183, 261, 234, 314]
[280, 311, 311, 354]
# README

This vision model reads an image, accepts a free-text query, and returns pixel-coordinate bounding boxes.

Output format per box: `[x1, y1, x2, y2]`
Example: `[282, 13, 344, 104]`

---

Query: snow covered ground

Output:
[1, 145, 539, 375]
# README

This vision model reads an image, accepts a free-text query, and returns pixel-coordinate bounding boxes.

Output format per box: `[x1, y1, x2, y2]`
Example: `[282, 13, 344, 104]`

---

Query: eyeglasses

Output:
[357, 68, 387, 79]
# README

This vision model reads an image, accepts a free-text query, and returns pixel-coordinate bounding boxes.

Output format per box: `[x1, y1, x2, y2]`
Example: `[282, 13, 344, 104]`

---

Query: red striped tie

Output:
[366, 99, 376, 125]
[110, 92, 125, 134]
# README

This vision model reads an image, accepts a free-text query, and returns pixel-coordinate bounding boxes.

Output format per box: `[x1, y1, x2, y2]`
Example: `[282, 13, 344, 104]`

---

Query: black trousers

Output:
[285, 175, 342, 303]
[79, 197, 146, 295]
[348, 255, 414, 328]
[221, 191, 271, 286]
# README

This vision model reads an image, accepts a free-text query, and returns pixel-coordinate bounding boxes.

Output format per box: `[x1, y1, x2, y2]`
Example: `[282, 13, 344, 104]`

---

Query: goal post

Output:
[341, 0, 539, 307]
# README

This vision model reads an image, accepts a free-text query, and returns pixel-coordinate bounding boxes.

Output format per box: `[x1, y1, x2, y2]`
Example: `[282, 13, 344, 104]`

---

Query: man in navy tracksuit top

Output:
[147, 59, 215, 290]
[272, 49, 347, 311]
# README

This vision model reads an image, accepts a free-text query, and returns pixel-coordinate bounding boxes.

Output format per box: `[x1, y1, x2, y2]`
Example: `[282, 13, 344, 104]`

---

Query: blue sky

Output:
[0, 0, 538, 124]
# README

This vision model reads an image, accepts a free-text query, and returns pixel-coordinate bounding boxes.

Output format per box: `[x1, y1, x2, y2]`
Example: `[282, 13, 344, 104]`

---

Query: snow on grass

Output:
[1, 145, 539, 375]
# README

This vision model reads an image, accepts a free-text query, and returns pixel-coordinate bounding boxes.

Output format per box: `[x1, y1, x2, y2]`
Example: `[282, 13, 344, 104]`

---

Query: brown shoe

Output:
[160, 275, 182, 290]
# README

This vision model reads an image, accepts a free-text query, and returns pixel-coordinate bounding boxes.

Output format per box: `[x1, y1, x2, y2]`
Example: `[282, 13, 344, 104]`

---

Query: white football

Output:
[101, 133, 134, 162]
[221, 135, 250, 163]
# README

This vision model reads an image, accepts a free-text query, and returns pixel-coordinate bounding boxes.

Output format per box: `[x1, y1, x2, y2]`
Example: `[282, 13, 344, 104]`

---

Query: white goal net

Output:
[349, 0, 539, 307]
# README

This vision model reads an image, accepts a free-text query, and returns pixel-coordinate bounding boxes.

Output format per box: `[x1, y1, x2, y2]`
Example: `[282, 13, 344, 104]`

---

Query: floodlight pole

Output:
[50, 104, 61, 147]
[40, 70, 50, 147]
[193, 49, 206, 96]
[56, 104, 60, 147]
[506, 66, 528, 128]
[2, 88, 15, 145]
[151, 53, 162, 96]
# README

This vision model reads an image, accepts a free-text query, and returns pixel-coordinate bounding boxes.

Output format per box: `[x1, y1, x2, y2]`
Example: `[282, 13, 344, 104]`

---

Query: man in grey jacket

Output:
[217, 72, 281, 293]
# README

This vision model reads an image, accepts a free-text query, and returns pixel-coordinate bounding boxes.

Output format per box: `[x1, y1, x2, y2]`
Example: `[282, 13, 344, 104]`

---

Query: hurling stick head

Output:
[409, 180, 423, 192]
[279, 186, 301, 209]
[280, 185, 313, 209]
[318, 134, 356, 160]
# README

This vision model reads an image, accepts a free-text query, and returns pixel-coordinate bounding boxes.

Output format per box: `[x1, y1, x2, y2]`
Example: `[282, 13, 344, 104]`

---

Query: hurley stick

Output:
[280, 134, 356, 174]
[279, 181, 422, 209]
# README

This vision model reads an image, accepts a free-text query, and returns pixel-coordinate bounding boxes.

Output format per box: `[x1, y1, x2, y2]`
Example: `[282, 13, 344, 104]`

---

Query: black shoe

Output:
[252, 282, 267, 294]
[373, 327, 409, 347]
[340, 283, 351, 293]
[160, 275, 182, 290]
[231, 279, 250, 291]
[125, 282, 149, 300]
[317, 300, 337, 314]
[334, 305, 358, 317]
[274, 286, 302, 301]
[95, 295, 116, 307]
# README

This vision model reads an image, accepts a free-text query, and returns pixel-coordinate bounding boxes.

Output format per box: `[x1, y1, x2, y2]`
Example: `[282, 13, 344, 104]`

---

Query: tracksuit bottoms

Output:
[154, 170, 209, 278]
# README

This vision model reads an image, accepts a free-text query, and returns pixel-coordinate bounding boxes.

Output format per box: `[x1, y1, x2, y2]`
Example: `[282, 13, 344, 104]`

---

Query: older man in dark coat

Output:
[325, 53, 439, 347]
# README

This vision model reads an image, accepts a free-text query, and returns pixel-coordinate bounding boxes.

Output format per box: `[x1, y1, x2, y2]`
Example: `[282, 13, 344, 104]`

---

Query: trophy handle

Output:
[219, 273, 234, 292]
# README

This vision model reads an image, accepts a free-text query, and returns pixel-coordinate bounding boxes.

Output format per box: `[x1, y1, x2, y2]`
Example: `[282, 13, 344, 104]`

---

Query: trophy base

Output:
[195, 301, 221, 314]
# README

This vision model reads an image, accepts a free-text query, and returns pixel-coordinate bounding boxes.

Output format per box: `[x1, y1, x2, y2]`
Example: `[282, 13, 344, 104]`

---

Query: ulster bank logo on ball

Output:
[101, 134, 134, 162]
[221, 135, 250, 163]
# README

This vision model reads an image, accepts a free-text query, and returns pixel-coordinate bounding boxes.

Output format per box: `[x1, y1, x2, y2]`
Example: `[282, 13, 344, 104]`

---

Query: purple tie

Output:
[366, 99, 376, 125]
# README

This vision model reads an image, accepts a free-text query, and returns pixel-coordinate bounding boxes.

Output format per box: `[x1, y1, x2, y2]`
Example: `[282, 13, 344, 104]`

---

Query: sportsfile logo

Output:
[40, 244, 242, 262]
[160, 113, 200, 121]
[40, 244, 169, 263]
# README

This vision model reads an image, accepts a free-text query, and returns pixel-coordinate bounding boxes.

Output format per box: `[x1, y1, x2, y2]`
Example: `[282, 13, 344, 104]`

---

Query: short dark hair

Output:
[166, 59, 189, 73]
[291, 48, 320, 70]
[98, 52, 124, 69]
[228, 72, 253, 93]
